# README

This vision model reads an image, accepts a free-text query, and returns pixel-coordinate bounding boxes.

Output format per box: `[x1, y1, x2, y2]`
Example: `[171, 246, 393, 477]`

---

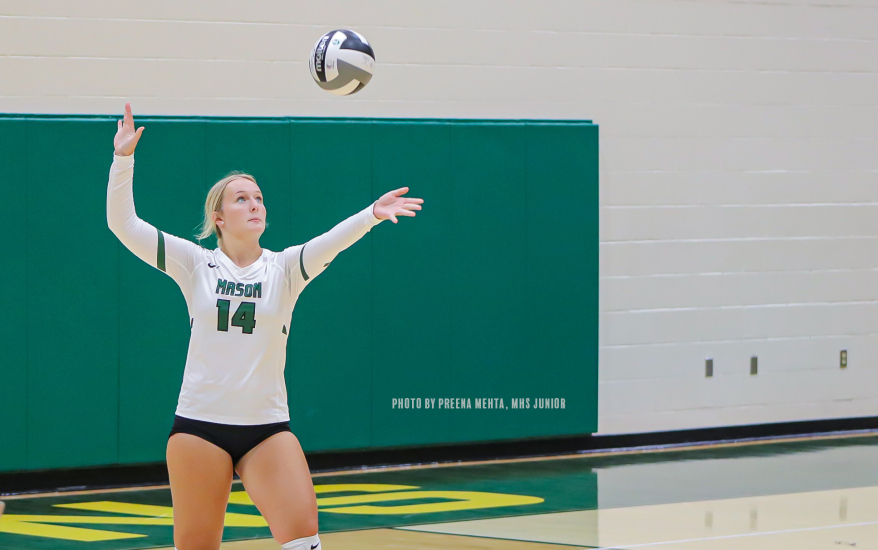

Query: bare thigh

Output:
[167, 433, 234, 550]
[235, 432, 318, 544]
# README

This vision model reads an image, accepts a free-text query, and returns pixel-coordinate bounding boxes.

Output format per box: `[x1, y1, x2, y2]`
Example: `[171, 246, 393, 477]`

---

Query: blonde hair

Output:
[196, 171, 258, 243]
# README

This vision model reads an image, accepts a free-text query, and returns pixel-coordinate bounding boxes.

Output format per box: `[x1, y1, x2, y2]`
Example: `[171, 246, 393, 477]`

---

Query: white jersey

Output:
[107, 154, 383, 425]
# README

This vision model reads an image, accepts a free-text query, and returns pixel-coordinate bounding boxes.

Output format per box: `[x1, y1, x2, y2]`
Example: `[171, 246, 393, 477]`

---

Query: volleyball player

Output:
[107, 103, 423, 550]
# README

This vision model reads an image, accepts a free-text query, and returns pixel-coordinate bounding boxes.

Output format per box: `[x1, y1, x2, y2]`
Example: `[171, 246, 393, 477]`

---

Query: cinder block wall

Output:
[2, 0, 876, 435]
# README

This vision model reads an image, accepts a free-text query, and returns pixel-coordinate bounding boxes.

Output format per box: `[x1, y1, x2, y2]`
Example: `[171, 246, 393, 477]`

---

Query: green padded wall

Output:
[27, 120, 120, 470]
[371, 121, 454, 447]
[0, 116, 598, 472]
[0, 120, 28, 472]
[288, 120, 375, 450]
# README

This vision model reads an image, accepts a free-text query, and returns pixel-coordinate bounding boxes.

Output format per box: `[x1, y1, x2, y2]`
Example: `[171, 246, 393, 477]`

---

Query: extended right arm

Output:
[107, 104, 200, 286]
[106, 152, 201, 287]
[106, 153, 164, 270]
[107, 102, 161, 267]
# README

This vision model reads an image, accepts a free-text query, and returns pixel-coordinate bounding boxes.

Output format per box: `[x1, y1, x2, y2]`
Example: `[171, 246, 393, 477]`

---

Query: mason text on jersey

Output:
[215, 279, 263, 298]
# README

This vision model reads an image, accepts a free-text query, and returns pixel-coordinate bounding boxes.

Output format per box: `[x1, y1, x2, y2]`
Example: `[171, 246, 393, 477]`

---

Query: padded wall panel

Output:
[287, 121, 375, 451]
[445, 122, 530, 443]
[370, 122, 456, 448]
[0, 120, 29, 470]
[525, 122, 599, 435]
[26, 120, 120, 469]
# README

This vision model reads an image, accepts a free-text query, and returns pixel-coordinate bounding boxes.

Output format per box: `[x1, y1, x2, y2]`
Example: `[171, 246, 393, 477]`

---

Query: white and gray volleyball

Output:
[309, 30, 375, 96]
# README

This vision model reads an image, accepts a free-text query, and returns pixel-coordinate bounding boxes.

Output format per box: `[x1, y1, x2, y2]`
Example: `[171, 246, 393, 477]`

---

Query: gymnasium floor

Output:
[3, 433, 878, 549]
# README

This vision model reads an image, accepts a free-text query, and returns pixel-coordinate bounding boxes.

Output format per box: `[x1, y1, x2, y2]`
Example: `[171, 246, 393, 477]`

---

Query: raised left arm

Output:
[295, 187, 424, 283]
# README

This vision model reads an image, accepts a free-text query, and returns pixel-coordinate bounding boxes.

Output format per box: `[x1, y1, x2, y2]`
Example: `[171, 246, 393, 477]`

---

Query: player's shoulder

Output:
[164, 232, 212, 259]
[270, 245, 305, 262]
[261, 247, 281, 260]
[182, 245, 219, 273]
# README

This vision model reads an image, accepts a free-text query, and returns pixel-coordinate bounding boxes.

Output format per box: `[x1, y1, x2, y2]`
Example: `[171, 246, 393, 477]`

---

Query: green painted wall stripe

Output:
[156, 229, 166, 272]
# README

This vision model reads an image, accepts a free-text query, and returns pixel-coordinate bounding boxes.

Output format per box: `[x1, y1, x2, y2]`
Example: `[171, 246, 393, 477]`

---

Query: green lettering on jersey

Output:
[216, 299, 230, 332]
[253, 282, 262, 299]
[231, 302, 257, 334]
[236, 283, 245, 297]
[216, 300, 257, 335]
[244, 284, 253, 297]
[215, 279, 227, 294]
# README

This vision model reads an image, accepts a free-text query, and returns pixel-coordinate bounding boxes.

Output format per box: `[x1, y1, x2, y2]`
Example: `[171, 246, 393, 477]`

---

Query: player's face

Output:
[217, 178, 266, 240]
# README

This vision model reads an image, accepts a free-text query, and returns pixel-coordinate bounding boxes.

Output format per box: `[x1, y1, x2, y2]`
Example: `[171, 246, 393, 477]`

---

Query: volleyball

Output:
[309, 30, 375, 96]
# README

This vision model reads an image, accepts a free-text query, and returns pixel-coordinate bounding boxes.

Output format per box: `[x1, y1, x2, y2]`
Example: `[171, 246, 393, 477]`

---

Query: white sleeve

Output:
[106, 153, 203, 293]
[283, 203, 384, 293]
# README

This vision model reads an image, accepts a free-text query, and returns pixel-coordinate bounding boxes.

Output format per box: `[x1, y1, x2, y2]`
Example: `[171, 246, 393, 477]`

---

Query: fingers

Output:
[129, 127, 145, 149]
[382, 188, 423, 202]
[124, 102, 134, 128]
[117, 120, 122, 132]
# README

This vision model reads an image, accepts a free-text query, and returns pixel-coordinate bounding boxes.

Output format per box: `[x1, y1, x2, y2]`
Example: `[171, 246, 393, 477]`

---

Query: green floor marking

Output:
[2, 435, 878, 549]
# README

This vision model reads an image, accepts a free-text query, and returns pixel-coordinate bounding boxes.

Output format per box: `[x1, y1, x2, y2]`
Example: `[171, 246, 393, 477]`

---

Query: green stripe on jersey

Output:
[157, 229, 166, 272]
[299, 245, 310, 281]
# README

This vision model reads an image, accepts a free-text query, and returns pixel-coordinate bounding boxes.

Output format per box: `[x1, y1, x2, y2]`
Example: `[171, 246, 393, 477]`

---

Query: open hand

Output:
[373, 187, 424, 224]
[114, 102, 145, 156]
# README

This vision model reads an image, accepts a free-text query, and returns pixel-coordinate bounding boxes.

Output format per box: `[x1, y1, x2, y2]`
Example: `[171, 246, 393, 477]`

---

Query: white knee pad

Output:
[281, 533, 320, 550]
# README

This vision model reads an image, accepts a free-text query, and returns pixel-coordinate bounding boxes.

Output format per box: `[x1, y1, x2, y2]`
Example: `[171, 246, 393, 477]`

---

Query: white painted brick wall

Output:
[2, 0, 876, 435]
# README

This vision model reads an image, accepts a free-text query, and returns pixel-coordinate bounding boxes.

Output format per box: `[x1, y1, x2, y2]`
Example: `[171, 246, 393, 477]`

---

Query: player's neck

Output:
[218, 237, 263, 269]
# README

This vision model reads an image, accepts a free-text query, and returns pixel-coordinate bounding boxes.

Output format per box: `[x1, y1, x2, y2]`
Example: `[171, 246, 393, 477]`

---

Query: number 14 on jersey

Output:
[216, 299, 256, 334]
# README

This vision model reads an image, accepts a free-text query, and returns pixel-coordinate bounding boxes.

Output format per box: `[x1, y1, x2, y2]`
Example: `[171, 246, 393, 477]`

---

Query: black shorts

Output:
[168, 415, 292, 466]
